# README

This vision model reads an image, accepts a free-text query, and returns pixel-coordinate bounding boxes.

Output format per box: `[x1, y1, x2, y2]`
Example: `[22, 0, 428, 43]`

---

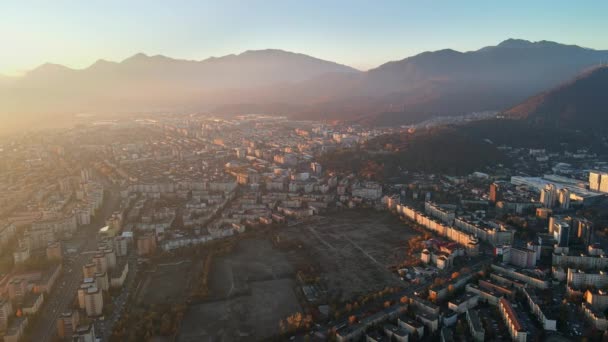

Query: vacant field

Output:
[283, 210, 419, 301]
[208, 238, 294, 299]
[179, 239, 301, 341]
[179, 210, 419, 341]
[137, 260, 198, 305]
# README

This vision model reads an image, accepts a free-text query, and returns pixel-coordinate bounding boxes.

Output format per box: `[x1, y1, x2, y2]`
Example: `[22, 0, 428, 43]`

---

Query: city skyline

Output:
[2, 0, 608, 75]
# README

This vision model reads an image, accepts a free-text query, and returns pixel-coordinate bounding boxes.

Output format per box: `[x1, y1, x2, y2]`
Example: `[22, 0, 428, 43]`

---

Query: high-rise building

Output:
[311, 162, 322, 175]
[78, 280, 95, 310]
[589, 170, 608, 193]
[601, 175, 608, 193]
[540, 184, 557, 208]
[558, 188, 571, 209]
[113, 236, 128, 257]
[553, 221, 570, 247]
[82, 263, 97, 279]
[92, 253, 108, 274]
[57, 310, 80, 339]
[577, 218, 594, 245]
[589, 171, 602, 191]
[84, 286, 103, 317]
[94, 272, 109, 291]
[489, 182, 502, 204]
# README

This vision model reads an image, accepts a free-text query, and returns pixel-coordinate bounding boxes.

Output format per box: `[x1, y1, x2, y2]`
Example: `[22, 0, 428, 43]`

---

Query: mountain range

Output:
[506, 65, 608, 131]
[1, 38, 608, 132]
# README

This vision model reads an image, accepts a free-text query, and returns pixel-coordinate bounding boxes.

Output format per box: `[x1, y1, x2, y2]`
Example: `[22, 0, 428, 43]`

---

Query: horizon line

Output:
[0, 37, 601, 78]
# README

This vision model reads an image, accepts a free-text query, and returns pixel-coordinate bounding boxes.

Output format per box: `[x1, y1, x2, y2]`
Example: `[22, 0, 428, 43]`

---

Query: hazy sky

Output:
[1, 0, 607, 75]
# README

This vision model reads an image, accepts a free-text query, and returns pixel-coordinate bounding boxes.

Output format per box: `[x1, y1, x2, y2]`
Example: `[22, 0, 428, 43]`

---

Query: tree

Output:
[159, 313, 171, 335]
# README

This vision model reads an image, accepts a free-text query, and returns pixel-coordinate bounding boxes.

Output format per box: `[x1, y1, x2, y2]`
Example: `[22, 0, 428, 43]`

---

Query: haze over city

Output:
[2, 2, 608, 342]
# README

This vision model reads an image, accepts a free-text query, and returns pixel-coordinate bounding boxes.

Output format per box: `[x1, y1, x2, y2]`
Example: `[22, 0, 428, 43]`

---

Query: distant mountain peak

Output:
[123, 52, 148, 61]
[90, 59, 116, 68]
[26, 63, 74, 77]
[497, 38, 534, 48]
[240, 48, 291, 55]
[121, 53, 175, 64]
[496, 38, 583, 50]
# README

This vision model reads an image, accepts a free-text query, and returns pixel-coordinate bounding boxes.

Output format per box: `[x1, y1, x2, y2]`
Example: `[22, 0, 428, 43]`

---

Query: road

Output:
[29, 188, 122, 342]
[98, 250, 139, 341]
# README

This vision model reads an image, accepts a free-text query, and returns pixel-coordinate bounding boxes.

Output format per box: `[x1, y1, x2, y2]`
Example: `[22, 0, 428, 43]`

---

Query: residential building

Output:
[558, 188, 571, 209]
[46, 241, 63, 260]
[567, 268, 608, 289]
[522, 287, 557, 331]
[12, 247, 30, 264]
[113, 236, 128, 257]
[498, 298, 528, 342]
[0, 298, 13, 331]
[73, 323, 96, 342]
[540, 184, 557, 208]
[84, 286, 103, 317]
[584, 289, 608, 311]
[398, 316, 424, 338]
[466, 283, 503, 306]
[466, 309, 485, 342]
[582, 302, 608, 330]
[2, 317, 28, 342]
[82, 263, 97, 279]
[448, 293, 479, 313]
[136, 232, 157, 256]
[57, 311, 80, 339]
[22, 292, 44, 315]
[503, 247, 536, 268]
[7, 279, 28, 303]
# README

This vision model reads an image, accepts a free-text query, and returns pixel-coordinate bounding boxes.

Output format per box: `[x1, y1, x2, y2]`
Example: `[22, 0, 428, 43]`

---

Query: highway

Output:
[29, 188, 122, 342]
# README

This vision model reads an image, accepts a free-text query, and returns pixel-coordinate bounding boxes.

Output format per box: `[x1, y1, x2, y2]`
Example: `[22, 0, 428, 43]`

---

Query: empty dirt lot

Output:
[179, 239, 302, 341]
[179, 210, 419, 341]
[137, 259, 199, 305]
[284, 210, 419, 301]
